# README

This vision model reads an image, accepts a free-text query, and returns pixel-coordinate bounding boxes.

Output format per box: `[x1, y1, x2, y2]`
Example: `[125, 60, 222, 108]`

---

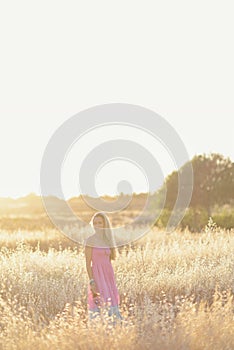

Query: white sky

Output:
[0, 1, 233, 200]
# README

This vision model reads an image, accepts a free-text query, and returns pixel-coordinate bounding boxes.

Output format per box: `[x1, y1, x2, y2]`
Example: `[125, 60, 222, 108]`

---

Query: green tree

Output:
[155, 153, 234, 230]
[190, 153, 233, 215]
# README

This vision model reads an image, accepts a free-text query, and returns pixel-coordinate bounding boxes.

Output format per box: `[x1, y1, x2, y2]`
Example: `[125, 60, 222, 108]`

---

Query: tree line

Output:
[154, 153, 234, 231]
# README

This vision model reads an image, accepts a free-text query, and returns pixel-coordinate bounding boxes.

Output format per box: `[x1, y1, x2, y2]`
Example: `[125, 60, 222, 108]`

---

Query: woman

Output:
[85, 211, 123, 323]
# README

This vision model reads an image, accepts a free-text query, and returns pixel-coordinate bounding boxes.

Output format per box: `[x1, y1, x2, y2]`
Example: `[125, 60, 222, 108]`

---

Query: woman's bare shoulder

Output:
[85, 234, 96, 247]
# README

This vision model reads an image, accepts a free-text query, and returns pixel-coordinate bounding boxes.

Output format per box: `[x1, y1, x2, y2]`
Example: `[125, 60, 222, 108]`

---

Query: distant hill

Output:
[0, 192, 154, 231]
[0, 192, 151, 215]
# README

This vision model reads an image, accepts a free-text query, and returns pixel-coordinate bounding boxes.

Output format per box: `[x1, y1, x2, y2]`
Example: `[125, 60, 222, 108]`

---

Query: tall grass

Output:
[0, 226, 234, 349]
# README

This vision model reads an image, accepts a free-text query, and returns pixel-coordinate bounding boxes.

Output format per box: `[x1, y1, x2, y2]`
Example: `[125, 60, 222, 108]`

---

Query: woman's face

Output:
[93, 215, 105, 230]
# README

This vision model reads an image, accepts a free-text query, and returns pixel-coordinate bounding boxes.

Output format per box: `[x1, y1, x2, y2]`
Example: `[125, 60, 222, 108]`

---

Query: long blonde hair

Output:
[89, 212, 117, 260]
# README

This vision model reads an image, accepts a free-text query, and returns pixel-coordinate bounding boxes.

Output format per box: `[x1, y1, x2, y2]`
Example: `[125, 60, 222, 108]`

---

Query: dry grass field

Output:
[0, 225, 234, 349]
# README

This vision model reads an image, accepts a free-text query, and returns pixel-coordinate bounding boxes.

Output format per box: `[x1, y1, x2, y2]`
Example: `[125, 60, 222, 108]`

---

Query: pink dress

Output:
[87, 246, 122, 320]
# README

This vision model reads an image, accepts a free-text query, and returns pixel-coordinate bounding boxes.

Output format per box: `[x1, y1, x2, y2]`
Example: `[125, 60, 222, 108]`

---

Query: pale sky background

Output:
[0, 1, 233, 200]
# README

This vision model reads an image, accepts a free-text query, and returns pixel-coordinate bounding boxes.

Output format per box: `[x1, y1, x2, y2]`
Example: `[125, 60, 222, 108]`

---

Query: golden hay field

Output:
[0, 225, 234, 350]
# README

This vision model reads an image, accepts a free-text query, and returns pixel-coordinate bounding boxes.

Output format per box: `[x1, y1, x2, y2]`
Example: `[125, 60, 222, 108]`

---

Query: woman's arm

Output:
[85, 244, 99, 296]
[85, 245, 93, 280]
